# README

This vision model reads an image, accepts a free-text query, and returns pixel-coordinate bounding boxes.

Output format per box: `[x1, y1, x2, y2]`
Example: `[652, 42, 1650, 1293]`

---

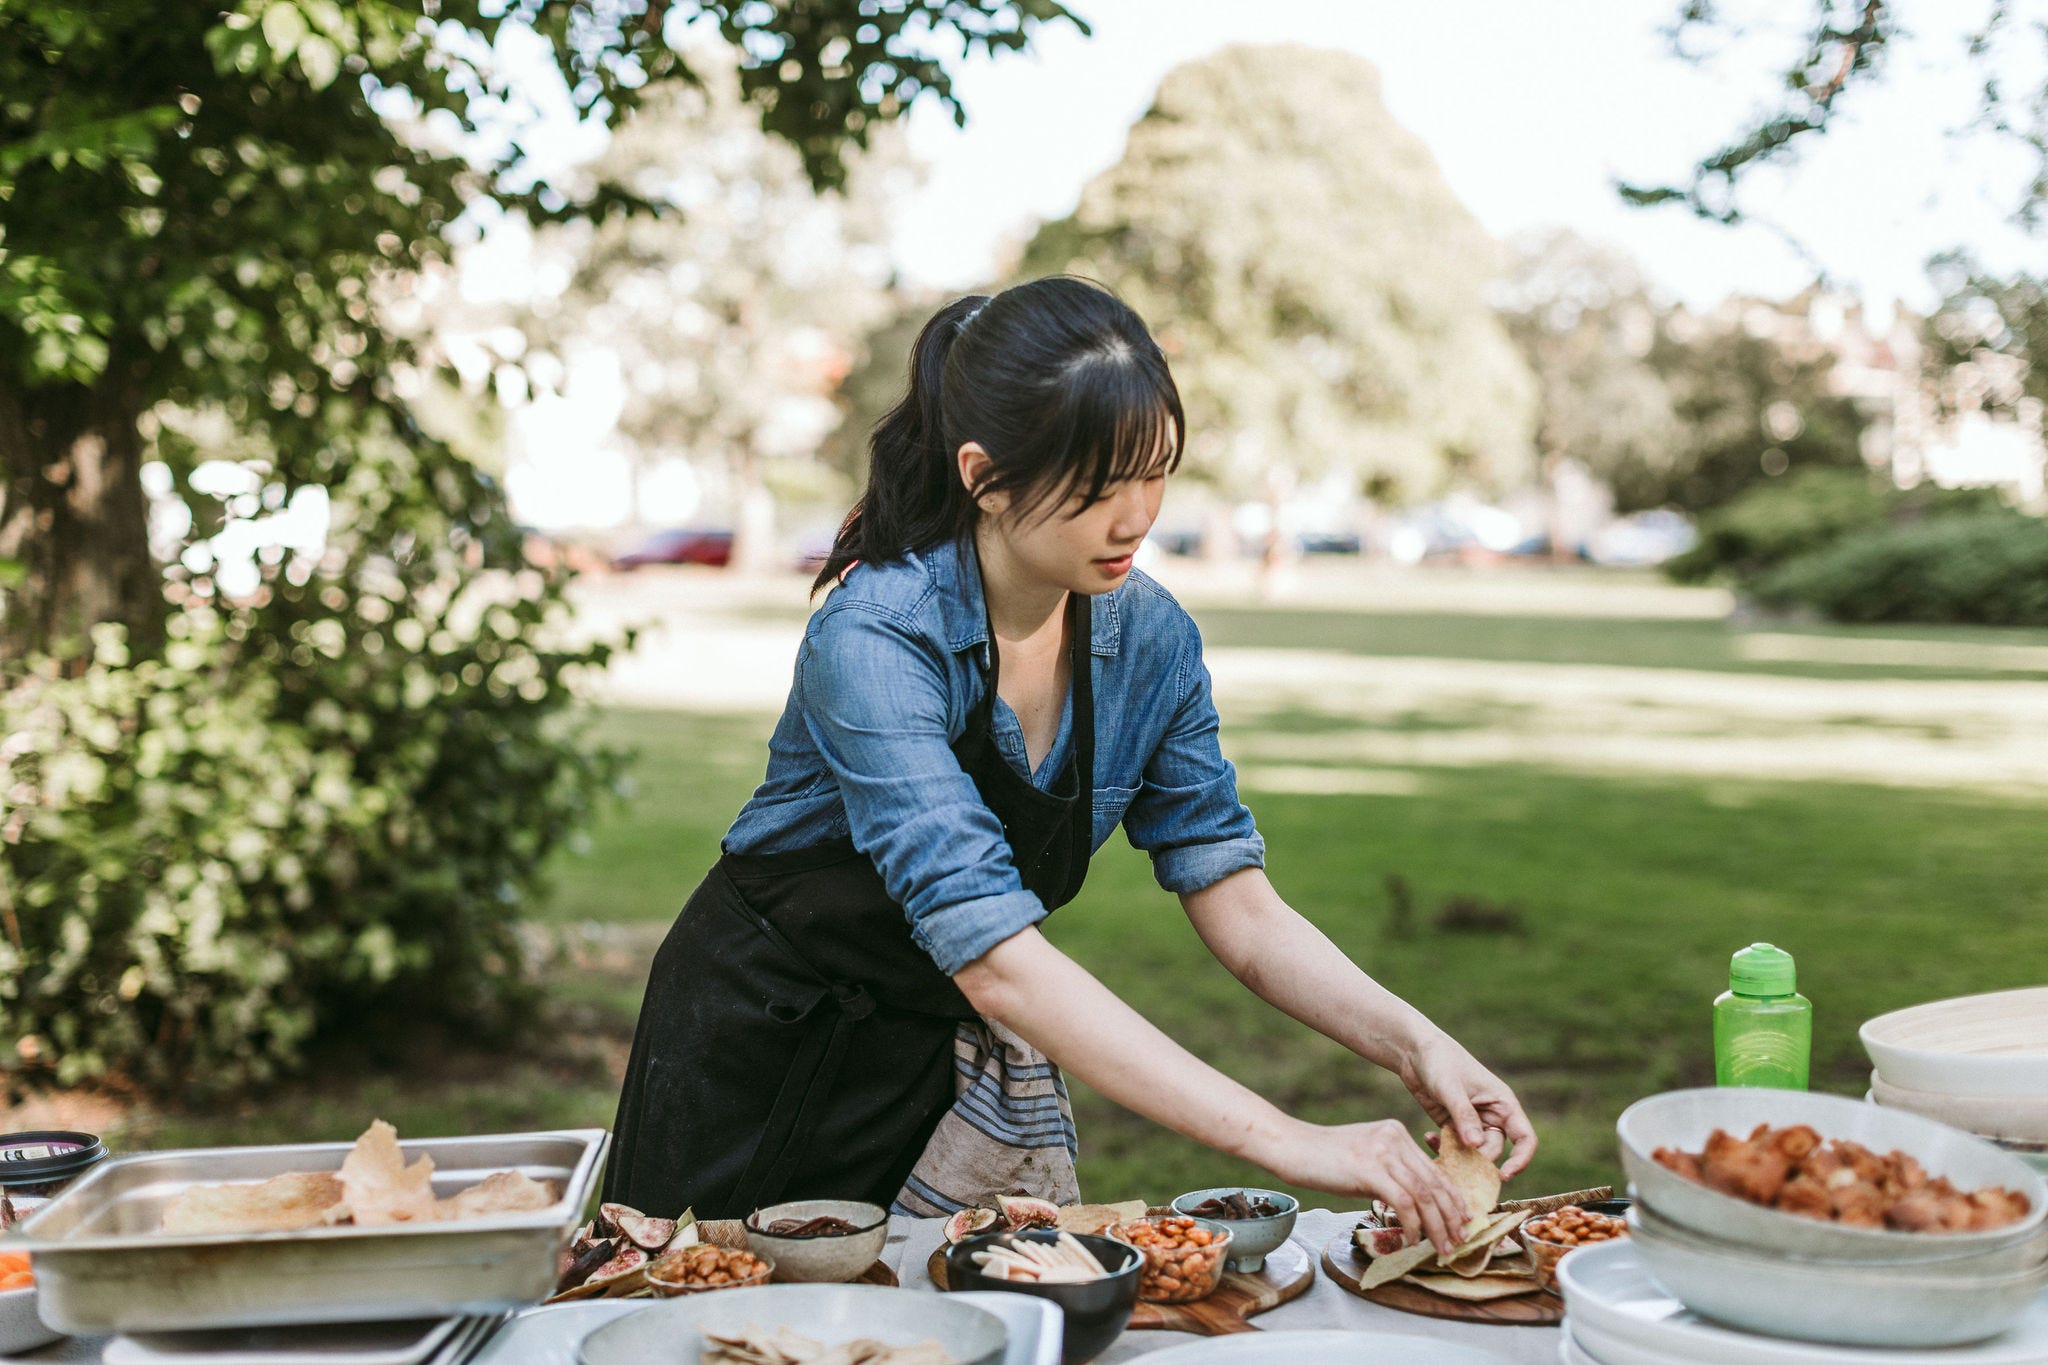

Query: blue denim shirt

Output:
[722, 536, 1266, 975]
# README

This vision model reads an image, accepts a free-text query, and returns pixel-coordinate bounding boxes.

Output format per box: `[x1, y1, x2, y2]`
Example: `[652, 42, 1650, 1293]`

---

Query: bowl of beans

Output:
[1523, 1203, 1630, 1290]
[644, 1242, 775, 1296]
[1109, 1214, 1231, 1304]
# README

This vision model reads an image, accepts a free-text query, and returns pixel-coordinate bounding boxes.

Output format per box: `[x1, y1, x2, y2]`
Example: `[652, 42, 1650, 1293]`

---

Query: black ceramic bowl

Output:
[942, 1229, 1141, 1365]
[1581, 1198, 1633, 1218]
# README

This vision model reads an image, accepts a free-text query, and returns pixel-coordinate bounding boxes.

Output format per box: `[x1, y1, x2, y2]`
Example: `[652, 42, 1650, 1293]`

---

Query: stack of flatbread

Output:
[1349, 1130, 1596, 1303]
[160, 1120, 556, 1235]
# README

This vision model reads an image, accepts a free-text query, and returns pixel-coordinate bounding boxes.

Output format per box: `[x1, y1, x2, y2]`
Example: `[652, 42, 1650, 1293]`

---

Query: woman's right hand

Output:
[1263, 1117, 1472, 1255]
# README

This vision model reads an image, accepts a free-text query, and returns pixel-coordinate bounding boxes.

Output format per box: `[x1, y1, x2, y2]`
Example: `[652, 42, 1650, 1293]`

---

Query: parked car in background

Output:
[611, 528, 735, 570]
[1588, 509, 1697, 567]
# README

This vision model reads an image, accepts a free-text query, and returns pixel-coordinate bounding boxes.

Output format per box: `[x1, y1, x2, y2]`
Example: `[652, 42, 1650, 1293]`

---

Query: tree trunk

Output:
[0, 373, 163, 665]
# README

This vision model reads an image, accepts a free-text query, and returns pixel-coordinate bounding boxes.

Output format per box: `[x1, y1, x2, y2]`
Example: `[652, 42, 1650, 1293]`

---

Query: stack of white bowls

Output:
[1594, 1088, 2048, 1351]
[1864, 986, 2048, 1177]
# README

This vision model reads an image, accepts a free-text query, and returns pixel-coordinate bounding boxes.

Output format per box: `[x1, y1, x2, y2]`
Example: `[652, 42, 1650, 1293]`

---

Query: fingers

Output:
[1481, 1097, 1541, 1178]
[1438, 1088, 1487, 1151]
[1401, 1146, 1468, 1255]
[1475, 1126, 1507, 1162]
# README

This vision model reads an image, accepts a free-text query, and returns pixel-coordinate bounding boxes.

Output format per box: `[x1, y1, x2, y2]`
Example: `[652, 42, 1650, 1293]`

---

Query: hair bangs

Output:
[1019, 352, 1185, 518]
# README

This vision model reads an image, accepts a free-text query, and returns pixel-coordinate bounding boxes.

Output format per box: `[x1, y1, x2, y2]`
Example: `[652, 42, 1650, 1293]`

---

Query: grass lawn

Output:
[106, 600, 2048, 1218]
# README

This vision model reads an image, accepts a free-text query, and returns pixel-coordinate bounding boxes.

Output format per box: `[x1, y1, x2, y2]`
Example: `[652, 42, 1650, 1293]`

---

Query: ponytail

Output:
[812, 277, 1185, 596]
[812, 295, 989, 594]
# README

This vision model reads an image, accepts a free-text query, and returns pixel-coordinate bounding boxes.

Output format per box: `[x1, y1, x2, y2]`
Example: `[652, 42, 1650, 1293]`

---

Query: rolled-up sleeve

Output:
[798, 603, 1044, 974]
[1121, 624, 1265, 893]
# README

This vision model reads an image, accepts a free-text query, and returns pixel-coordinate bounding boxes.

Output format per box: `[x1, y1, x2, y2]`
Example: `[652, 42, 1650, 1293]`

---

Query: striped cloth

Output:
[892, 1018, 1081, 1216]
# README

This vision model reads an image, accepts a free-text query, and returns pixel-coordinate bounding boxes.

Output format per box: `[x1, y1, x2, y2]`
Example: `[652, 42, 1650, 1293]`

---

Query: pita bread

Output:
[1357, 1238, 1438, 1289]
[161, 1171, 345, 1234]
[338, 1119, 438, 1225]
[1436, 1128, 1503, 1223]
[1404, 1269, 1544, 1301]
[1054, 1200, 1147, 1236]
[435, 1169, 556, 1220]
[1442, 1209, 1530, 1276]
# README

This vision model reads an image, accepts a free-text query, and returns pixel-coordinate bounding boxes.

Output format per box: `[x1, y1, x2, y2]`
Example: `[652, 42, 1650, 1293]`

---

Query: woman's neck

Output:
[973, 525, 1068, 643]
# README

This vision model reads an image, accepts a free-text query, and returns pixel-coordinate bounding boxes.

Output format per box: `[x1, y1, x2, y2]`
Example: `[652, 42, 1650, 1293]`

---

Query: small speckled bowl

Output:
[1169, 1187, 1299, 1274]
[743, 1199, 889, 1283]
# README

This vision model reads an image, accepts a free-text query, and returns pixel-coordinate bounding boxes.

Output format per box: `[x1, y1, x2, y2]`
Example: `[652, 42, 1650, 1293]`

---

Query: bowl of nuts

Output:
[644, 1242, 775, 1296]
[1523, 1202, 1630, 1290]
[1109, 1214, 1231, 1304]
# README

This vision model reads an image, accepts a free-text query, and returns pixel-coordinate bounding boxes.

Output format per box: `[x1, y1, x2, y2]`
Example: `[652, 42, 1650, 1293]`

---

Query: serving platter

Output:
[1319, 1233, 1562, 1327]
[928, 1235, 1313, 1335]
[15, 1129, 609, 1334]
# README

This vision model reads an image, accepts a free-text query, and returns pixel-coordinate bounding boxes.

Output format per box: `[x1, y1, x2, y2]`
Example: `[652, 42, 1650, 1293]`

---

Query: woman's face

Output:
[963, 443, 1167, 596]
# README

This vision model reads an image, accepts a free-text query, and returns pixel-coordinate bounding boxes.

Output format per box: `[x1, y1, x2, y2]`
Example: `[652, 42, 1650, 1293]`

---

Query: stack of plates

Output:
[1557, 1239, 2048, 1365]
[1863, 987, 2048, 1174]
[1613, 1089, 2048, 1348]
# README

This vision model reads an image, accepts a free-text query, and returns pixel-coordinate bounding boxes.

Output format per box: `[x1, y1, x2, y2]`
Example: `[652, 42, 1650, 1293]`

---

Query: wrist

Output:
[1234, 1104, 1310, 1169]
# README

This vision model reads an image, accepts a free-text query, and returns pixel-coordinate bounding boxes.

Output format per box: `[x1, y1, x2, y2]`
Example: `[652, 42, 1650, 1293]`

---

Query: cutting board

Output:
[1319, 1232, 1562, 1326]
[929, 1237, 1312, 1335]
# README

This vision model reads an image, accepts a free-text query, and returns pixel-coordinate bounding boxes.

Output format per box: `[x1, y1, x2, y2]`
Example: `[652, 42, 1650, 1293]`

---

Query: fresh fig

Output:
[559, 1237, 617, 1290]
[997, 1196, 1059, 1230]
[570, 1219, 599, 1253]
[598, 1202, 640, 1239]
[1353, 1224, 1410, 1258]
[614, 1212, 677, 1250]
[943, 1207, 1000, 1244]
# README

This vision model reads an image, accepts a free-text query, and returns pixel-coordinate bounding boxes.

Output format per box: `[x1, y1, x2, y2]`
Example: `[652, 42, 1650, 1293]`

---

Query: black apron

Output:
[603, 581, 1096, 1219]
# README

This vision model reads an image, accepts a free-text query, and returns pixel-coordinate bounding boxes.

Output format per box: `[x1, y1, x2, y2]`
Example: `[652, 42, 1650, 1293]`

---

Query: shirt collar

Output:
[933, 534, 1121, 660]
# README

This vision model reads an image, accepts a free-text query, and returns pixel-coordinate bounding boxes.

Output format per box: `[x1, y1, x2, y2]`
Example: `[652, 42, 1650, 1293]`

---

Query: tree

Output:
[0, 0, 1086, 660]
[525, 58, 910, 566]
[1623, 2, 2047, 233]
[1498, 230, 1684, 546]
[1641, 305, 1870, 512]
[1926, 252, 2048, 414]
[1017, 43, 1536, 506]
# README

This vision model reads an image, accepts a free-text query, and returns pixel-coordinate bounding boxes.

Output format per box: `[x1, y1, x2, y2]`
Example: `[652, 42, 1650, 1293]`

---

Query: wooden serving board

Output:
[928, 1237, 1312, 1336]
[1319, 1232, 1562, 1327]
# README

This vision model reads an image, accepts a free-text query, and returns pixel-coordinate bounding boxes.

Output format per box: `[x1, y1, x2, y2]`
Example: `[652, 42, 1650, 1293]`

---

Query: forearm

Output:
[953, 927, 1300, 1164]
[1182, 868, 1442, 1071]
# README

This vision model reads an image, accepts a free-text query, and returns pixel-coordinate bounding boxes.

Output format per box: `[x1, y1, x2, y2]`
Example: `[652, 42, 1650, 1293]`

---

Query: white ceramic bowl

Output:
[0, 1284, 61, 1355]
[1862, 988, 2048, 1098]
[742, 1200, 889, 1284]
[1870, 1070, 2048, 1142]
[1629, 1198, 2048, 1347]
[1630, 1199, 2048, 1277]
[1617, 1088, 2047, 1261]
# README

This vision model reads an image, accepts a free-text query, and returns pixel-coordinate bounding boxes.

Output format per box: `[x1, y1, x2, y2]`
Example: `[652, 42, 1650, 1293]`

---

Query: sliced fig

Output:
[614, 1212, 677, 1251]
[598, 1202, 641, 1239]
[997, 1195, 1059, 1230]
[558, 1237, 616, 1290]
[943, 1207, 1000, 1244]
[1353, 1224, 1410, 1258]
[570, 1219, 600, 1253]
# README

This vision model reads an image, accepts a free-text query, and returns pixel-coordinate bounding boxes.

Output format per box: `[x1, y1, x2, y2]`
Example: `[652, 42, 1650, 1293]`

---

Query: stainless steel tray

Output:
[14, 1129, 609, 1334]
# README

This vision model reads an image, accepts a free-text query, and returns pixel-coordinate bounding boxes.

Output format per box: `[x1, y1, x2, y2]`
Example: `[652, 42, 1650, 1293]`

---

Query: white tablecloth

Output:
[9, 1210, 1563, 1363]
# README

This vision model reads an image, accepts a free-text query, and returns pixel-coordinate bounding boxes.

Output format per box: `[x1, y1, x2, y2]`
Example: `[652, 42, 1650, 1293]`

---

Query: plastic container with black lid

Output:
[0, 1131, 107, 1199]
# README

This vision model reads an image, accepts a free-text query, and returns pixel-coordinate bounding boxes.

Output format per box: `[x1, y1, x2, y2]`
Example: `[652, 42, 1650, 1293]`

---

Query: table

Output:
[8, 1211, 1564, 1363]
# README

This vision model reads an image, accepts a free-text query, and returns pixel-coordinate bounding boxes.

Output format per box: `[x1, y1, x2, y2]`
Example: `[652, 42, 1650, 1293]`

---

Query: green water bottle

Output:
[1714, 942, 1811, 1089]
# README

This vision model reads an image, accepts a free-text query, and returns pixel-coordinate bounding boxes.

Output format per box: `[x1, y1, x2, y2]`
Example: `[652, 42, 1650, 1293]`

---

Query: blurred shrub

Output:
[1753, 512, 2048, 626]
[1666, 468, 2006, 585]
[1, 589, 624, 1097]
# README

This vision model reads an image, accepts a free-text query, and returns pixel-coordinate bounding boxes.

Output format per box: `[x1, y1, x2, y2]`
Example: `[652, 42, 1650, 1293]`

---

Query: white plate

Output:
[104, 1318, 466, 1365]
[1559, 1239, 2048, 1364]
[1, 1282, 63, 1355]
[1862, 987, 2048, 1096]
[476, 1292, 1060, 1365]
[1143, 1329, 1516, 1363]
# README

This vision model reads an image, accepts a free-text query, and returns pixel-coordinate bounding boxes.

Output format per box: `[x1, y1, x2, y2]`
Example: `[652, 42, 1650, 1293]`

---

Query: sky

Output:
[884, 0, 2041, 319]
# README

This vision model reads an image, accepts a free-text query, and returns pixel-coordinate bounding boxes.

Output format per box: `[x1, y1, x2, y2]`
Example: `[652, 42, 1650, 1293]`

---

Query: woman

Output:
[605, 277, 1535, 1256]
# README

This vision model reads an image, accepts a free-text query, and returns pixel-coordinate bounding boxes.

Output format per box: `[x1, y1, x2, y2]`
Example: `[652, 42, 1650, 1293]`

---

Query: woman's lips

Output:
[1093, 552, 1136, 575]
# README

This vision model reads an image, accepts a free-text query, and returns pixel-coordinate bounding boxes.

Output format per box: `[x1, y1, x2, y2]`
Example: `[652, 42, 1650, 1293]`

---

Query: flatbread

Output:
[1437, 1128, 1503, 1223]
[161, 1171, 345, 1234]
[1357, 1238, 1438, 1289]
[1054, 1200, 1146, 1236]
[338, 1119, 438, 1225]
[435, 1169, 556, 1220]
[1443, 1209, 1530, 1276]
[1404, 1270, 1545, 1301]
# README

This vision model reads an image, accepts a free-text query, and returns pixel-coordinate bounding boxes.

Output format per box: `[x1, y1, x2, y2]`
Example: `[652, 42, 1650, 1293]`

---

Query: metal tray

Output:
[14, 1129, 609, 1334]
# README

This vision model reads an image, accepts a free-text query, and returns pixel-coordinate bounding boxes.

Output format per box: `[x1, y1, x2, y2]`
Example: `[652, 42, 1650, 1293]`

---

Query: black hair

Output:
[811, 276, 1185, 594]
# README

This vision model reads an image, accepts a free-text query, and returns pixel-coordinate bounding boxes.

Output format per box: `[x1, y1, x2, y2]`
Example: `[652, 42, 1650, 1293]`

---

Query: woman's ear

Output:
[958, 442, 1007, 515]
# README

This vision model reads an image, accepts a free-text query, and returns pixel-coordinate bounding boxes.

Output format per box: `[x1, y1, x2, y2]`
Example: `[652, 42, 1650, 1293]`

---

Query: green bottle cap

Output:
[1730, 942, 1796, 996]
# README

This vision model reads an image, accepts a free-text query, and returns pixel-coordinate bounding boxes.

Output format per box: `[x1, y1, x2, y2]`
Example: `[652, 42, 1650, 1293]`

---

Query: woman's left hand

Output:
[1396, 1030, 1539, 1178]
